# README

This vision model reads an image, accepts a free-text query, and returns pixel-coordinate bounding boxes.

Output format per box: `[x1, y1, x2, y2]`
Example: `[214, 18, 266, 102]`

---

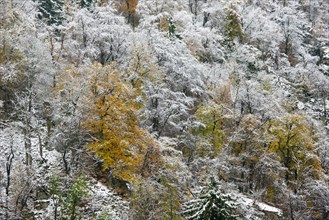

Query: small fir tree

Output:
[62, 176, 89, 220]
[37, 0, 65, 26]
[182, 177, 236, 220]
[80, 0, 93, 8]
[224, 8, 243, 44]
[168, 17, 182, 40]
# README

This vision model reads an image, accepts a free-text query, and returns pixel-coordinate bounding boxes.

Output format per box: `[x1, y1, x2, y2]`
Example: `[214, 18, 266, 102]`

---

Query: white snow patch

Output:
[89, 180, 130, 220]
[239, 197, 282, 217]
[326, 100, 329, 110]
[324, 47, 329, 59]
[297, 101, 305, 110]
[256, 202, 283, 216]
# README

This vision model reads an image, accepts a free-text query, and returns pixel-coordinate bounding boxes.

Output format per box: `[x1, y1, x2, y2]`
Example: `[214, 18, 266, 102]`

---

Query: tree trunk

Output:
[6, 144, 14, 195]
[63, 149, 70, 174]
[25, 79, 33, 166]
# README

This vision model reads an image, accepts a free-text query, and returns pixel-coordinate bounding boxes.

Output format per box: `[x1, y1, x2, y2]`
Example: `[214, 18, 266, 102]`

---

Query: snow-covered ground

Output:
[0, 122, 130, 219]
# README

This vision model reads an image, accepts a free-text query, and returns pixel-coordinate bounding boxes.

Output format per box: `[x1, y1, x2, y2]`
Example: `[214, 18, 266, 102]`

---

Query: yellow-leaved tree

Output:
[264, 114, 322, 190]
[82, 63, 160, 182]
[192, 104, 226, 158]
[191, 83, 234, 158]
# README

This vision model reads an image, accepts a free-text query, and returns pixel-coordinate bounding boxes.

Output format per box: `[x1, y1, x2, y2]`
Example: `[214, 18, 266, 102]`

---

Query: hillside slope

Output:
[0, 0, 328, 219]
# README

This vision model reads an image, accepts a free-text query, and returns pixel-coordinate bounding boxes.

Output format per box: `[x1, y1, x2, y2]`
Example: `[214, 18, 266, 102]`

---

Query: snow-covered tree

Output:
[37, 0, 65, 26]
[182, 177, 236, 220]
[80, 0, 93, 8]
[1, 0, 329, 219]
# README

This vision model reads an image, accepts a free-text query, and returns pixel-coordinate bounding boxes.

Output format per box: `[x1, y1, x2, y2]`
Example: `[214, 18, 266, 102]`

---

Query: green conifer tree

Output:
[37, 0, 65, 26]
[182, 177, 236, 220]
[168, 17, 182, 40]
[224, 9, 244, 44]
[80, 0, 93, 8]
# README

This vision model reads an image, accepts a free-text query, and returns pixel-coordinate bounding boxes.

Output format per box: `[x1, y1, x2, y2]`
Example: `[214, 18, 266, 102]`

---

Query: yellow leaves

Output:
[52, 65, 83, 95]
[0, 46, 23, 64]
[81, 63, 160, 182]
[193, 104, 226, 157]
[89, 137, 143, 181]
[159, 16, 170, 32]
[264, 114, 321, 183]
[265, 185, 277, 204]
[52, 84, 64, 93]
[265, 114, 314, 153]
[53, 62, 161, 182]
[117, 0, 138, 15]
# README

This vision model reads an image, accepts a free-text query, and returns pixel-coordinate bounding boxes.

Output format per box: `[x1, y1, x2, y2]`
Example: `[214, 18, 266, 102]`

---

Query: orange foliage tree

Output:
[82, 63, 160, 182]
[118, 0, 138, 14]
[116, 0, 139, 26]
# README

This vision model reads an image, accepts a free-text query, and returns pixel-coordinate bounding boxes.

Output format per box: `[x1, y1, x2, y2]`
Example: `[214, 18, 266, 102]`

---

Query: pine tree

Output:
[80, 0, 93, 8]
[37, 0, 64, 26]
[224, 8, 243, 44]
[182, 178, 236, 220]
[168, 17, 182, 40]
[62, 176, 89, 220]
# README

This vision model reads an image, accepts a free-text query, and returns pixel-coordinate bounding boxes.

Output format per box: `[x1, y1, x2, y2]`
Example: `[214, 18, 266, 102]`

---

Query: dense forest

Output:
[0, 0, 328, 219]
